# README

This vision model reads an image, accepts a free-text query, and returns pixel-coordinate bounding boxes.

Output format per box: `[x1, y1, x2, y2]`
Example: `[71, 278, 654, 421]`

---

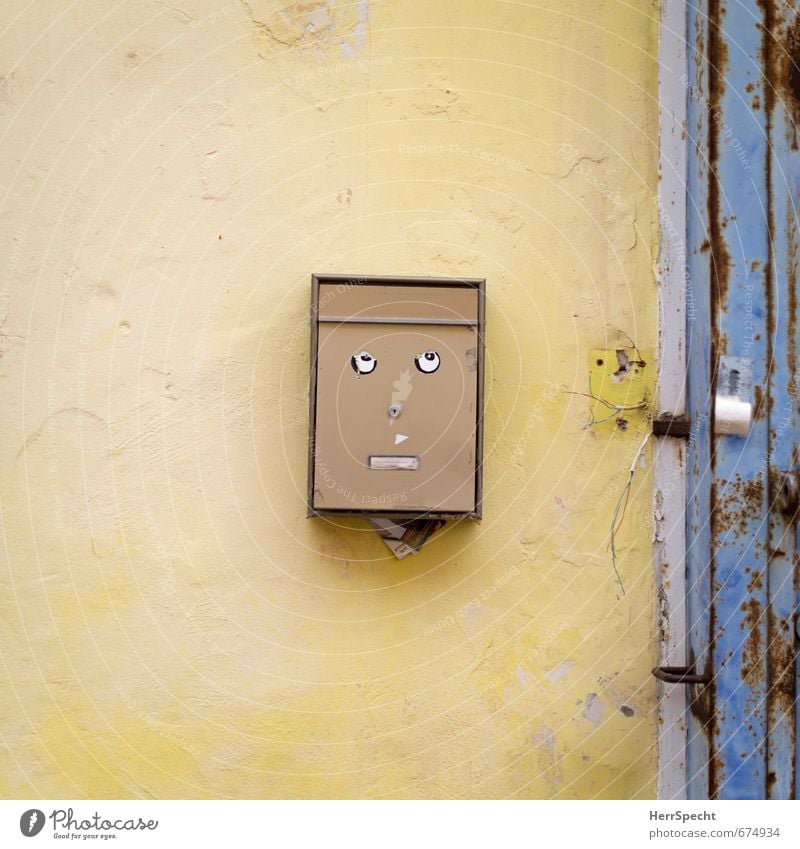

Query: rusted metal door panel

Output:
[764, 7, 800, 801]
[686, 0, 799, 799]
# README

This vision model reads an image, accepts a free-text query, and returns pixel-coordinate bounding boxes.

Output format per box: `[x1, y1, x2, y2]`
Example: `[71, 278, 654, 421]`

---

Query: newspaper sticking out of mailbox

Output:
[367, 517, 446, 559]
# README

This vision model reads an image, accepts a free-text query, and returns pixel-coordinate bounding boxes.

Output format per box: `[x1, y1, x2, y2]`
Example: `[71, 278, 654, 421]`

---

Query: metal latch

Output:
[652, 413, 691, 438]
[652, 666, 710, 684]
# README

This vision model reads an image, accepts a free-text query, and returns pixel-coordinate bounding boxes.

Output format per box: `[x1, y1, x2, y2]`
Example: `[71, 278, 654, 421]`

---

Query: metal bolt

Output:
[388, 404, 402, 419]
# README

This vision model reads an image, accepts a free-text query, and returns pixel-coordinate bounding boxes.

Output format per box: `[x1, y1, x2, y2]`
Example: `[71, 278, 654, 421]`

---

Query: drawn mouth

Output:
[368, 455, 420, 471]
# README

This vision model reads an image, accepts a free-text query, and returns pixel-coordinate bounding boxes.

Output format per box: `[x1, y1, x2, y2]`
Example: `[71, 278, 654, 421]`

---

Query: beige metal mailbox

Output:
[307, 275, 485, 518]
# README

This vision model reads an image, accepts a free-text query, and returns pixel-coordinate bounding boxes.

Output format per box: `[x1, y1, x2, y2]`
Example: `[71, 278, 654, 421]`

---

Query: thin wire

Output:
[613, 478, 633, 537]
[564, 377, 647, 411]
[608, 431, 652, 598]
[563, 376, 647, 430]
[586, 373, 647, 411]
[619, 330, 645, 364]
[579, 409, 617, 429]
[563, 366, 652, 593]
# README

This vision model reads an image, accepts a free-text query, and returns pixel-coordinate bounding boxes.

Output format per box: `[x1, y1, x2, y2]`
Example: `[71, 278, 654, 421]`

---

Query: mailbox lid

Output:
[317, 283, 479, 323]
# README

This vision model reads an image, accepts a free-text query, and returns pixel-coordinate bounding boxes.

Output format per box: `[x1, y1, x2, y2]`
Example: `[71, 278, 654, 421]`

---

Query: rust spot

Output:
[747, 570, 764, 591]
[767, 611, 796, 713]
[759, 0, 800, 152]
[707, 0, 732, 377]
[767, 607, 796, 797]
[795, 547, 800, 605]
[740, 598, 765, 688]
[741, 476, 765, 503]
[759, 3, 778, 95]
[688, 648, 718, 796]
[753, 384, 767, 420]
[787, 202, 798, 387]
[758, 1, 779, 383]
[784, 13, 800, 150]
[694, 13, 706, 89]
[689, 664, 714, 730]
[712, 472, 765, 538]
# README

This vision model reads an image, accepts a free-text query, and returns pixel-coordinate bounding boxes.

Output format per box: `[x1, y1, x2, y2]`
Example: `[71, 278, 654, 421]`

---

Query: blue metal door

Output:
[686, 0, 799, 799]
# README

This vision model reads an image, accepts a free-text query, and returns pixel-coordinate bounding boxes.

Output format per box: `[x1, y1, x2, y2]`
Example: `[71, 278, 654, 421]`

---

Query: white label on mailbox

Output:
[369, 455, 420, 471]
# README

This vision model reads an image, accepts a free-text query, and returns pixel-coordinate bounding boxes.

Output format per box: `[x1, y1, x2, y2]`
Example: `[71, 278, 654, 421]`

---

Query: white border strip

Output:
[654, 0, 689, 801]
[2, 800, 798, 847]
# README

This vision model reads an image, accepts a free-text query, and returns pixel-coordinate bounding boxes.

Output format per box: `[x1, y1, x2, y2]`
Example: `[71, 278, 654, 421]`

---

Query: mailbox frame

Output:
[307, 273, 486, 520]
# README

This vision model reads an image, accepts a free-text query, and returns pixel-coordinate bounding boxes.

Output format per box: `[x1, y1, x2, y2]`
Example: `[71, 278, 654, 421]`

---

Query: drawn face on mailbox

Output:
[311, 283, 481, 514]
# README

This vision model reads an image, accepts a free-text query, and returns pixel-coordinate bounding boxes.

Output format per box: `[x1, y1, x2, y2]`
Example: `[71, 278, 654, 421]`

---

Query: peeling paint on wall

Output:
[582, 693, 606, 727]
[240, 0, 369, 58]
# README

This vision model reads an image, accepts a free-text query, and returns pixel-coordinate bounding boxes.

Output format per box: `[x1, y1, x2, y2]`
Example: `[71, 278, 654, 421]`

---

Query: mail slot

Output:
[307, 274, 485, 518]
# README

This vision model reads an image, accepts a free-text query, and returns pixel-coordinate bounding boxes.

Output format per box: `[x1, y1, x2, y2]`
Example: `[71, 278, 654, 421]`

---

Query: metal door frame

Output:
[654, 0, 691, 801]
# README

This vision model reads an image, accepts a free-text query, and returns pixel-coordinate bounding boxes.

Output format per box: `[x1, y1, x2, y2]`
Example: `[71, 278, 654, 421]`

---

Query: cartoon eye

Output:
[414, 351, 440, 374]
[351, 351, 377, 375]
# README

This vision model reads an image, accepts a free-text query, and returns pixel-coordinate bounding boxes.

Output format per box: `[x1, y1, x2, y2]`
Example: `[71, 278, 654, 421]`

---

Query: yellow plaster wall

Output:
[1, 0, 659, 798]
